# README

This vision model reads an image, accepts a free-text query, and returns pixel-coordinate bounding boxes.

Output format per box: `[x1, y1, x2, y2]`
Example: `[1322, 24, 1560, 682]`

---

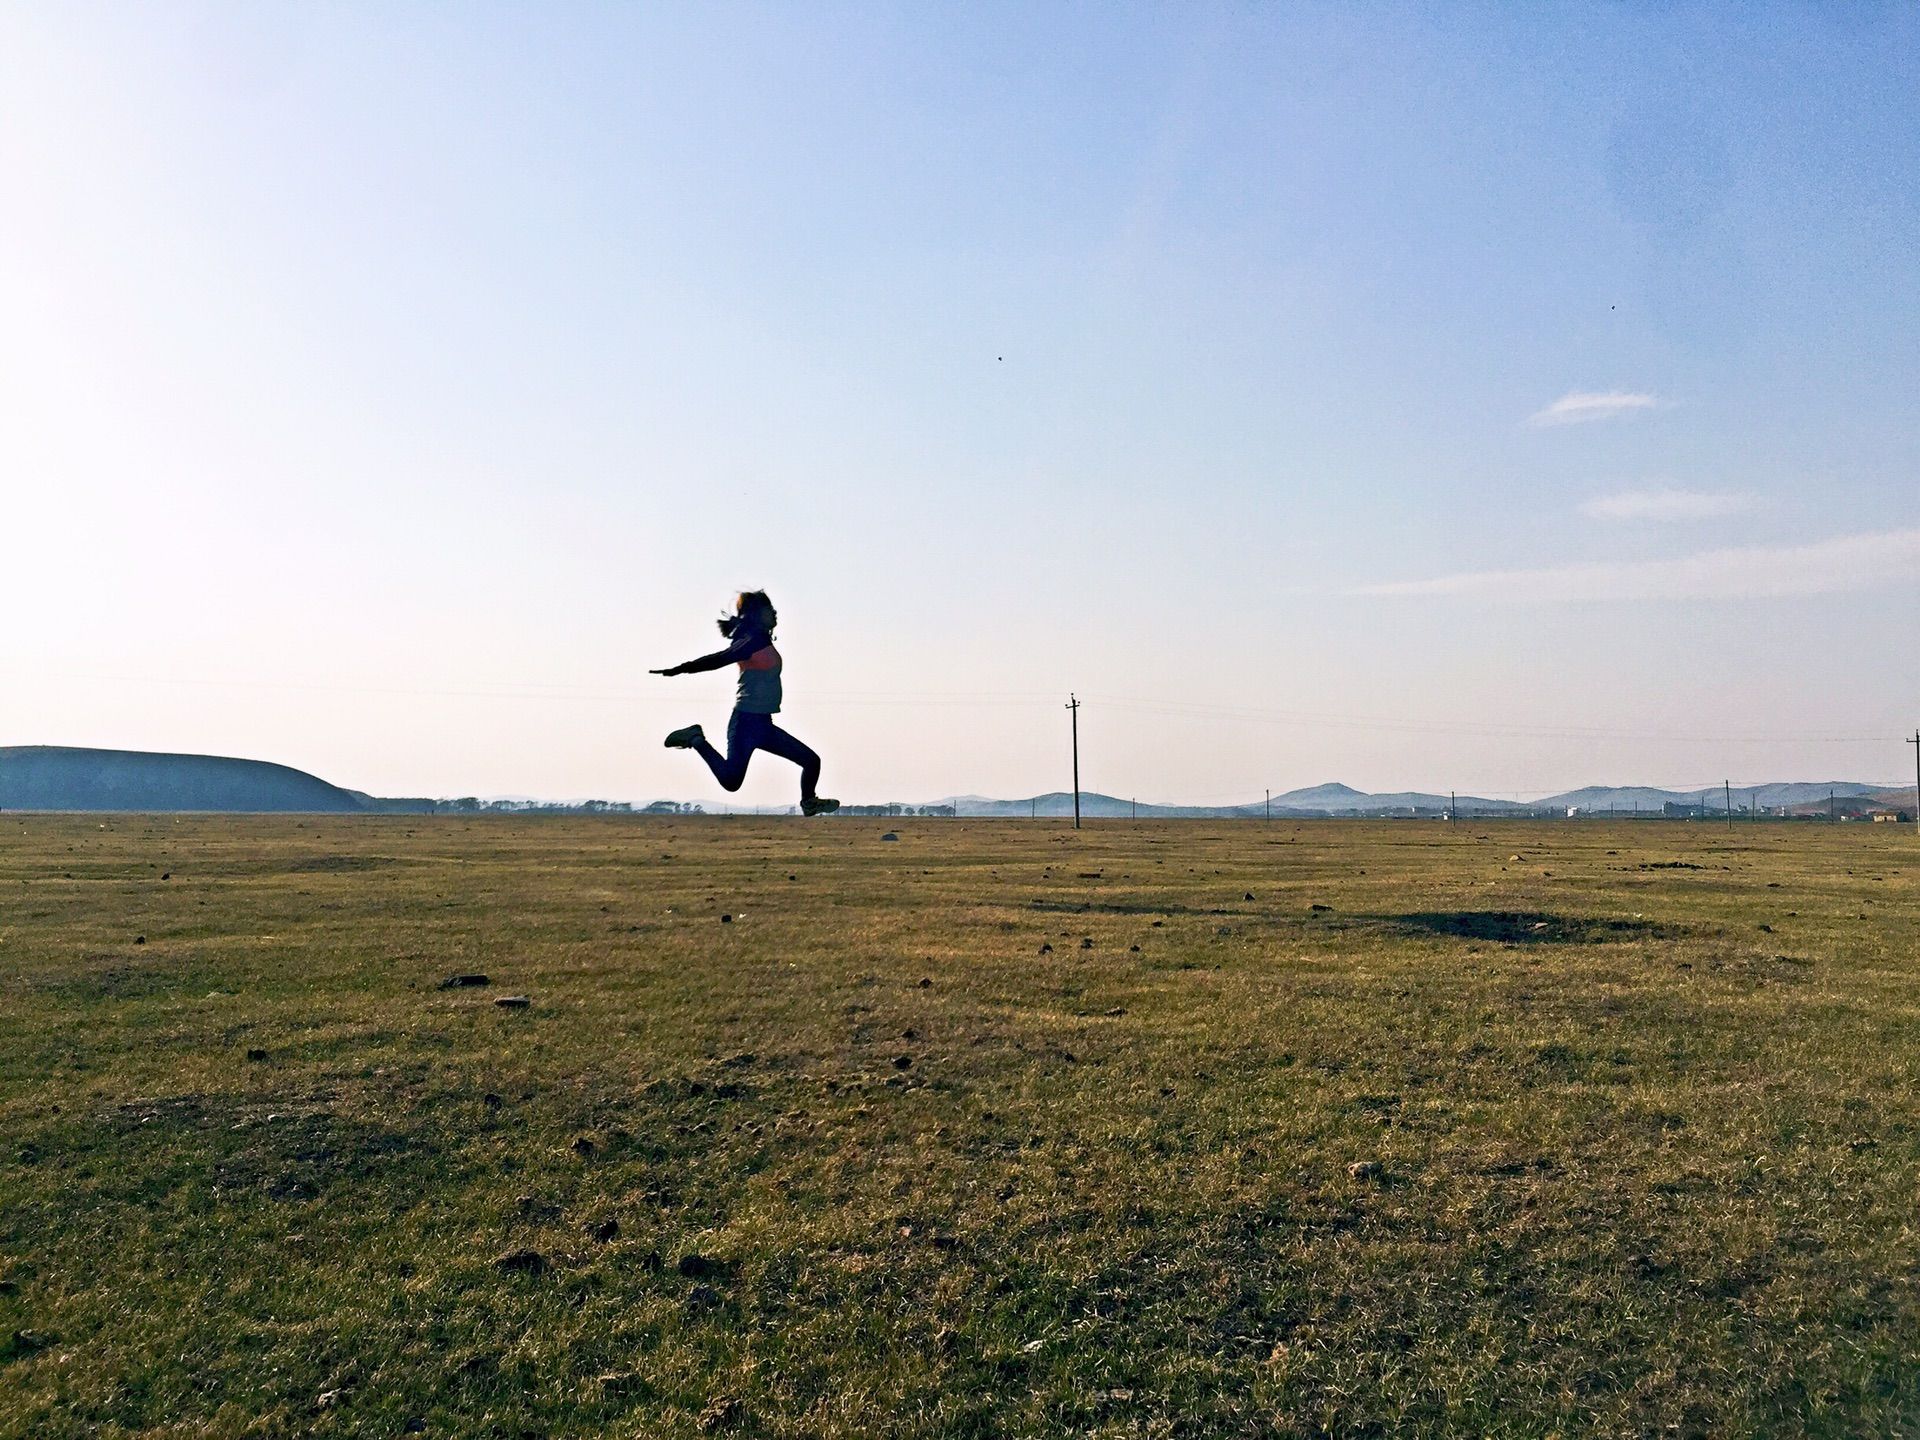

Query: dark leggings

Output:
[696, 709, 821, 800]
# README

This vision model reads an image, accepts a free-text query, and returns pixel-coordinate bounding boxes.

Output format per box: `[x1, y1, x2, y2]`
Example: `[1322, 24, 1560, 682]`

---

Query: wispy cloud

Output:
[1579, 488, 1755, 521]
[1353, 528, 1920, 602]
[1528, 390, 1661, 426]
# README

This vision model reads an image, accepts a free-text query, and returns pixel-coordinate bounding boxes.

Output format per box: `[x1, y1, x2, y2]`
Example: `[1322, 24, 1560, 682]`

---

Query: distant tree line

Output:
[417, 800, 952, 817]
[394, 797, 1904, 822]
[432, 798, 704, 815]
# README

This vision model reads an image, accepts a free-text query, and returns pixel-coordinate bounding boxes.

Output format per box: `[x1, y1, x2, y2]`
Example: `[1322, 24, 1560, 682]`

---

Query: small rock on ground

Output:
[1, 1330, 55, 1361]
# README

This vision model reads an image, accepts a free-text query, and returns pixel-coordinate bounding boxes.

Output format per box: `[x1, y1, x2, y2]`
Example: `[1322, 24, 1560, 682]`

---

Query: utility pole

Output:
[1725, 779, 1733, 833]
[1908, 731, 1919, 830]
[1266, 788, 1271, 821]
[1066, 694, 1081, 830]
[1450, 791, 1457, 829]
[1132, 797, 1137, 821]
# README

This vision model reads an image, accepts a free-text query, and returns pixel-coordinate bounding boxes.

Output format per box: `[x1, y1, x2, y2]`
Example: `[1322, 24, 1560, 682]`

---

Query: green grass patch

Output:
[1, 815, 1916, 1436]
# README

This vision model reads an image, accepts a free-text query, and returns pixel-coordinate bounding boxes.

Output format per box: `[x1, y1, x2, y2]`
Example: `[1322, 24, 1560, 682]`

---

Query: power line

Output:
[28, 667, 1900, 747]
[1083, 694, 1889, 744]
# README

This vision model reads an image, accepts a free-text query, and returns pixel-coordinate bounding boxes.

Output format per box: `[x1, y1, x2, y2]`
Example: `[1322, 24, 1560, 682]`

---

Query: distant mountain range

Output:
[942, 780, 1908, 818]
[0, 746, 1907, 817]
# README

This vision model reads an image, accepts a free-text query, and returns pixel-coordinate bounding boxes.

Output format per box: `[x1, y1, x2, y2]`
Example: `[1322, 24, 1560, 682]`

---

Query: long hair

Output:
[717, 590, 777, 639]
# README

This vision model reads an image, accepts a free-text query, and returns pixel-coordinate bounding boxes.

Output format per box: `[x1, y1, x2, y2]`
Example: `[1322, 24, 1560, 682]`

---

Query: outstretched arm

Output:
[651, 632, 761, 677]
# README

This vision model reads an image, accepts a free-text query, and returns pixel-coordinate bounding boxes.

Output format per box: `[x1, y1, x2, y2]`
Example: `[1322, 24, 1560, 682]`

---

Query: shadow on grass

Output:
[1353, 911, 1681, 945]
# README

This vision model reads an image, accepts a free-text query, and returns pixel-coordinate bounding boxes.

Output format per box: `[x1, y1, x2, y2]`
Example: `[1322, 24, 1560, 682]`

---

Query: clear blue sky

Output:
[2, 2, 1915, 804]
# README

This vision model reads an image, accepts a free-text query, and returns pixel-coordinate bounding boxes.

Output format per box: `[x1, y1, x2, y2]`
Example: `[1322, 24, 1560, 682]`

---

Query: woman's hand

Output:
[650, 665, 682, 677]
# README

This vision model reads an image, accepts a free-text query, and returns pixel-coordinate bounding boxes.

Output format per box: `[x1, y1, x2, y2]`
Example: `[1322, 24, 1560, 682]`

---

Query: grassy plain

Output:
[1, 814, 1918, 1437]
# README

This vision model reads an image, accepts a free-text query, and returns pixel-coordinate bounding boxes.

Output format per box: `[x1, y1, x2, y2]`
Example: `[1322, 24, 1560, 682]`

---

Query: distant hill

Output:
[1781, 787, 1915, 819]
[1743, 781, 1893, 807]
[1534, 786, 1701, 812]
[1539, 782, 1896, 813]
[1269, 783, 1524, 814]
[7, 747, 1904, 819]
[950, 787, 1522, 819]
[951, 791, 1197, 819]
[1267, 782, 1371, 810]
[943, 781, 1906, 819]
[0, 746, 370, 813]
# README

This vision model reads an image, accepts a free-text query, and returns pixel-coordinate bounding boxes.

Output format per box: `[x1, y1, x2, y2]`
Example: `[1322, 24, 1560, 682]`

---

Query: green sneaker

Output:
[663, 724, 705, 749]
[801, 796, 840, 816]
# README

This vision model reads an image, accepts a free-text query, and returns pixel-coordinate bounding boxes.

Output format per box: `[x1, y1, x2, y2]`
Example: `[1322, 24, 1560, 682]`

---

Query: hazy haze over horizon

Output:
[3, 3, 1915, 807]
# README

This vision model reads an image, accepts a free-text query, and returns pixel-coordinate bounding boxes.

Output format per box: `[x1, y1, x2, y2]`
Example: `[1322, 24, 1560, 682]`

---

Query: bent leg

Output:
[694, 711, 766, 792]
[756, 720, 823, 801]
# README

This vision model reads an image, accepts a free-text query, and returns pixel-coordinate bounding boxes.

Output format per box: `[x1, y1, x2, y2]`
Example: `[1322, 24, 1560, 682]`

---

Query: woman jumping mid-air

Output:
[652, 590, 839, 815]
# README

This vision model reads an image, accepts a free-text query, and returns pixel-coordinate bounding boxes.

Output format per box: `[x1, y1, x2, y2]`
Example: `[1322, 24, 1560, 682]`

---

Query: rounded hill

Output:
[0, 746, 368, 813]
